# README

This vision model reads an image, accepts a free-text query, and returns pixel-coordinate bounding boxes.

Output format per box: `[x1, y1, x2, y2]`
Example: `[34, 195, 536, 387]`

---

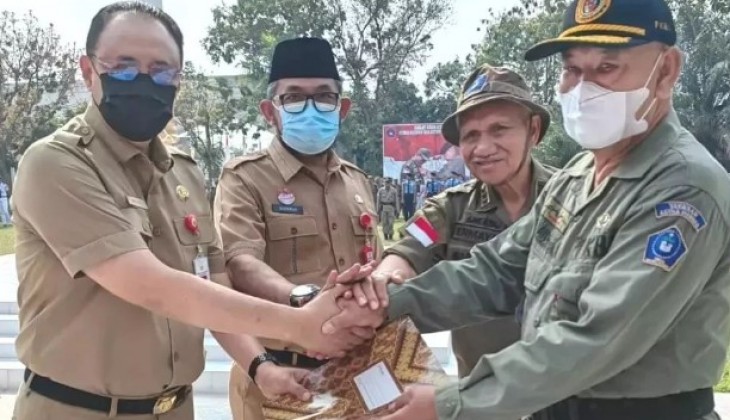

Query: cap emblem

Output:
[464, 74, 490, 99]
[576, 0, 611, 24]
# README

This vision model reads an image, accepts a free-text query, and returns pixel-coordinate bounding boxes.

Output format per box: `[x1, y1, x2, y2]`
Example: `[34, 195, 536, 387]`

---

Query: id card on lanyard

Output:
[194, 245, 210, 280]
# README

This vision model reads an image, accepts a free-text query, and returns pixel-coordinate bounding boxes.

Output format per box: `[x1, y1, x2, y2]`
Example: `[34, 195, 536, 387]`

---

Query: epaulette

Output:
[52, 116, 94, 147]
[340, 159, 367, 176]
[168, 146, 197, 164]
[223, 151, 268, 170]
[444, 178, 479, 195]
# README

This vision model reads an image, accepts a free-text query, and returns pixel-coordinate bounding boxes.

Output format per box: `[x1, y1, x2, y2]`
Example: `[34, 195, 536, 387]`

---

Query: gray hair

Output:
[267, 80, 344, 99]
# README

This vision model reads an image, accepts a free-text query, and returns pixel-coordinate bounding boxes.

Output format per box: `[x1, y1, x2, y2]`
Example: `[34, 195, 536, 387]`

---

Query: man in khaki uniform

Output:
[377, 178, 399, 240]
[373, 65, 555, 378]
[326, 0, 730, 419]
[10, 5, 367, 420]
[214, 37, 383, 420]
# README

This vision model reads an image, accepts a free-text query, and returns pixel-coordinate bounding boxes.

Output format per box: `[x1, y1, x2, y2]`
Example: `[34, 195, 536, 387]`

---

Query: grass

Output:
[0, 227, 14, 256]
[717, 357, 730, 392]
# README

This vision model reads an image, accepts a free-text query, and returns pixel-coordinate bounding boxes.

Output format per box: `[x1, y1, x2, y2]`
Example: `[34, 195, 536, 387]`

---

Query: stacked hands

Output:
[260, 263, 439, 420]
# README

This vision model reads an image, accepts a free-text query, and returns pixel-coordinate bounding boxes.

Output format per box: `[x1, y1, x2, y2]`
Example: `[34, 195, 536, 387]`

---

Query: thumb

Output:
[322, 309, 350, 335]
[285, 369, 312, 401]
[391, 270, 406, 284]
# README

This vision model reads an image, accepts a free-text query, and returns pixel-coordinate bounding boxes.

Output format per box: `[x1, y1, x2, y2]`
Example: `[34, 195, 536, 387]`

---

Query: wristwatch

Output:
[248, 352, 279, 384]
[289, 284, 321, 307]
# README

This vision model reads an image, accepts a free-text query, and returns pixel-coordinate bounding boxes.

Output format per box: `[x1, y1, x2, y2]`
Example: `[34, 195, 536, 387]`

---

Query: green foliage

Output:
[174, 62, 242, 195]
[670, 0, 730, 168]
[203, 0, 452, 174]
[473, 0, 579, 168]
[0, 10, 78, 184]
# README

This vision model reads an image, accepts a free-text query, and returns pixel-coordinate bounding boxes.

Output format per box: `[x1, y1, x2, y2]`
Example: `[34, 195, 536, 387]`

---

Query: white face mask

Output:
[559, 53, 664, 150]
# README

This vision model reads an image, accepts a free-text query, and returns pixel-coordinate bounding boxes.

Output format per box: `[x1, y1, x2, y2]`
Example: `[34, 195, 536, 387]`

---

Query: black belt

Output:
[266, 349, 327, 369]
[24, 368, 189, 415]
[532, 388, 714, 420]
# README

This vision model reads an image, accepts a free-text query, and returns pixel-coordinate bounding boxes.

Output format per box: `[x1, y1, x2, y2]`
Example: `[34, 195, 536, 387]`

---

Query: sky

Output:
[0, 0, 521, 87]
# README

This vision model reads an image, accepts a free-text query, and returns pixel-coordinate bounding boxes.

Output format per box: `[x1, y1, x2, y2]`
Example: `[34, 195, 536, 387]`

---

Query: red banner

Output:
[382, 124, 468, 182]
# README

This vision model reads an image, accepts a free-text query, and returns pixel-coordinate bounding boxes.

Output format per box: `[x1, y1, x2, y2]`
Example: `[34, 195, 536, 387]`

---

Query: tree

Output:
[203, 0, 451, 174]
[472, 1, 581, 168]
[0, 10, 78, 184]
[670, 0, 730, 168]
[174, 62, 243, 201]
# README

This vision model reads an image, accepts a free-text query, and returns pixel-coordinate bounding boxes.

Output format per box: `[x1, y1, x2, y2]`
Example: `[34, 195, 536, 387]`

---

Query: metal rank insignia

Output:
[176, 185, 190, 201]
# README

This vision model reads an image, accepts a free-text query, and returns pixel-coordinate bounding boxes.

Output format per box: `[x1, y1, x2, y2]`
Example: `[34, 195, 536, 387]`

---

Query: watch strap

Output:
[248, 352, 279, 384]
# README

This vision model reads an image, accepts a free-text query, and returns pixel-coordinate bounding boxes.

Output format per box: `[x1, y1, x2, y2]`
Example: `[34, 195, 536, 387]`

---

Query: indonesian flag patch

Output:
[406, 216, 440, 247]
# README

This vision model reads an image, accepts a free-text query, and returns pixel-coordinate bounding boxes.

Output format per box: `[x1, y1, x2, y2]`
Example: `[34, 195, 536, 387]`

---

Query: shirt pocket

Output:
[267, 216, 321, 276]
[524, 262, 591, 325]
[173, 214, 216, 246]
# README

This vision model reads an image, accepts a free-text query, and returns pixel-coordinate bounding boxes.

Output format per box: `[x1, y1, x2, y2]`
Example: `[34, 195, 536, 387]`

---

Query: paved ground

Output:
[1, 392, 730, 418]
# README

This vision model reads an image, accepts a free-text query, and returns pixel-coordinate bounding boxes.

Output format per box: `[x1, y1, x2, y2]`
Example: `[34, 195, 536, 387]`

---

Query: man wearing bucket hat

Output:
[322, 0, 730, 419]
[348, 64, 555, 379]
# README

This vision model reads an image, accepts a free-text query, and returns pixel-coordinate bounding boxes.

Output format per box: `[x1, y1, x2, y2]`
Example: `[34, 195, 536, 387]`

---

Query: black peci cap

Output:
[268, 37, 341, 83]
[525, 0, 676, 61]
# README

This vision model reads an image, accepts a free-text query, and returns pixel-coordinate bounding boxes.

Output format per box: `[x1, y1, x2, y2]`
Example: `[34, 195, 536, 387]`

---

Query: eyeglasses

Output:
[91, 56, 181, 87]
[274, 93, 341, 113]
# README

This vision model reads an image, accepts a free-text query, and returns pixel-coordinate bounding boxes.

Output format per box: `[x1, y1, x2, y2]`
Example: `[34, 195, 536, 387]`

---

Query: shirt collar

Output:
[268, 138, 342, 182]
[83, 104, 174, 172]
[478, 159, 548, 211]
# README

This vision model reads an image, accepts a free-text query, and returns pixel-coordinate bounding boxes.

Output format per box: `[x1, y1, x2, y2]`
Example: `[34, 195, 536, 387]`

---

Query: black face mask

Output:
[97, 73, 176, 142]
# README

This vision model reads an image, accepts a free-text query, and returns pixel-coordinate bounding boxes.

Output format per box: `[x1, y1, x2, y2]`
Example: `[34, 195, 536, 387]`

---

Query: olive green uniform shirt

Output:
[388, 110, 730, 419]
[12, 105, 228, 397]
[385, 160, 555, 376]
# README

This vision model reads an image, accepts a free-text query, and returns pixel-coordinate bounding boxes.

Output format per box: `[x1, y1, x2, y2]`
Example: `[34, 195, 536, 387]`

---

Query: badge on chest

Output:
[273, 188, 304, 214]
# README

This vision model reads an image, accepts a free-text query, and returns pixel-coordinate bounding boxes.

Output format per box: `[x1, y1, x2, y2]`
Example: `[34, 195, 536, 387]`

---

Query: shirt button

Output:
[533, 318, 541, 328]
[152, 227, 162, 237]
[332, 223, 337, 230]
[338, 258, 345, 266]
[291, 227, 298, 234]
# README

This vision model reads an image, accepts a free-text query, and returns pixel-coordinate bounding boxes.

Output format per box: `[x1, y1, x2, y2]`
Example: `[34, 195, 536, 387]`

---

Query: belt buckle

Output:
[153, 390, 179, 415]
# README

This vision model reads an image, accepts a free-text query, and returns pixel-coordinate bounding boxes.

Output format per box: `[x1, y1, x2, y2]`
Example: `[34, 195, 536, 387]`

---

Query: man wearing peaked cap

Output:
[213, 36, 383, 420]
[316, 0, 730, 419]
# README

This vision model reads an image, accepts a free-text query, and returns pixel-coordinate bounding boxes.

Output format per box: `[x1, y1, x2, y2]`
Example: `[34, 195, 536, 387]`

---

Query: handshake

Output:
[290, 263, 408, 360]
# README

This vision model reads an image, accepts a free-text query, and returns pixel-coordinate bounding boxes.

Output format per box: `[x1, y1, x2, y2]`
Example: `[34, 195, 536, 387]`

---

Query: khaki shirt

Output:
[214, 139, 382, 350]
[387, 110, 730, 419]
[12, 105, 227, 397]
[377, 186, 399, 213]
[385, 160, 554, 376]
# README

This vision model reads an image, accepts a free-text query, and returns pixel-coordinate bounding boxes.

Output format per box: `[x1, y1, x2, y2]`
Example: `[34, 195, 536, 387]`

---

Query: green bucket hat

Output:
[441, 64, 551, 145]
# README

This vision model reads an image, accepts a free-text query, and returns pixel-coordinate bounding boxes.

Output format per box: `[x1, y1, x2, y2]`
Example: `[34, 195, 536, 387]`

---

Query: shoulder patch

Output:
[655, 202, 706, 232]
[223, 152, 268, 170]
[643, 226, 687, 272]
[167, 146, 197, 164]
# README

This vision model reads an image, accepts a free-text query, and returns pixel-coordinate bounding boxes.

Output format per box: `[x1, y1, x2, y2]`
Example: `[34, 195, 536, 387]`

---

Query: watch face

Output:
[292, 284, 318, 298]
[290, 284, 321, 307]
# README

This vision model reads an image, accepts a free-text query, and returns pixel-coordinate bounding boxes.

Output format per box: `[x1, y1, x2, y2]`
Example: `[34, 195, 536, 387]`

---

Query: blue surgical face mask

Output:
[277, 101, 340, 155]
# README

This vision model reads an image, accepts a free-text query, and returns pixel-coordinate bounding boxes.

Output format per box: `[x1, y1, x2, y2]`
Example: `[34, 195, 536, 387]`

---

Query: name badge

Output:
[194, 248, 210, 280]
[272, 204, 304, 215]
